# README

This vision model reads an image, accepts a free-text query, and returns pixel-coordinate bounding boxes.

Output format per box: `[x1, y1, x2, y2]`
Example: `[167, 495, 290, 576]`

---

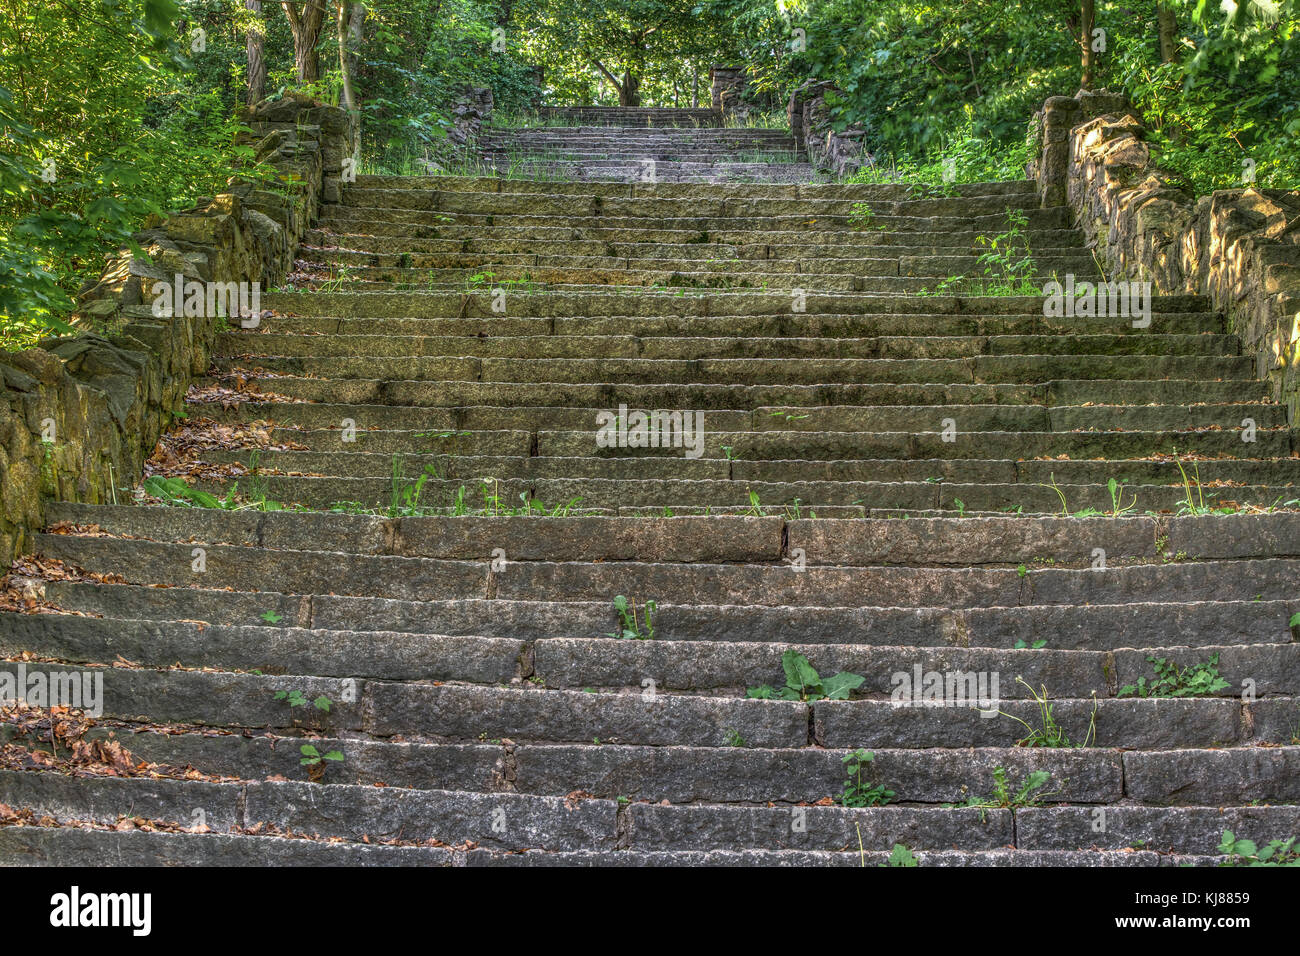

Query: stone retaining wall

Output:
[0, 93, 356, 565]
[1030, 92, 1300, 423]
[787, 80, 868, 178]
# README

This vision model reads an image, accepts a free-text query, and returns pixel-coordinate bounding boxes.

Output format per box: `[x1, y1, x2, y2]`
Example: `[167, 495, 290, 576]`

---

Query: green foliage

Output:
[1218, 830, 1300, 866]
[840, 749, 894, 807]
[300, 744, 345, 766]
[882, 843, 918, 867]
[1118, 654, 1231, 698]
[1000, 679, 1098, 748]
[275, 689, 332, 712]
[0, 1, 246, 343]
[746, 649, 865, 702]
[955, 767, 1054, 820]
[606, 594, 657, 640]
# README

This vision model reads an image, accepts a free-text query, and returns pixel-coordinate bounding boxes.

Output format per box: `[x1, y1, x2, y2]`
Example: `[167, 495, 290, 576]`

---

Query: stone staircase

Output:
[536, 106, 722, 127]
[3, 150, 1300, 865]
[480, 108, 811, 182]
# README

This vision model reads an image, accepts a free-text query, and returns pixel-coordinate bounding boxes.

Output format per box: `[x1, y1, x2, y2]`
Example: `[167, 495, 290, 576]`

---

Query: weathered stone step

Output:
[260, 288, 1211, 319]
[318, 203, 1074, 233]
[0, 828, 1229, 866]
[207, 448, 1300, 492]
[248, 311, 1225, 339]
[33, 533, 1300, 608]
[294, 274, 1081, 295]
[296, 248, 1103, 279]
[42, 505, 1300, 566]
[195, 376, 1263, 410]
[336, 188, 1043, 220]
[217, 354, 1257, 388]
[11, 613, 1294, 731]
[192, 400, 1279, 435]
[219, 332, 1234, 361]
[199, 424, 1288, 476]
[39, 581, 1297, 650]
[351, 174, 1039, 200]
[306, 234, 1091, 261]
[482, 165, 822, 184]
[307, 223, 1084, 250]
[175, 472, 1298, 513]
[530, 107, 723, 126]
[0, 771, 618, 851]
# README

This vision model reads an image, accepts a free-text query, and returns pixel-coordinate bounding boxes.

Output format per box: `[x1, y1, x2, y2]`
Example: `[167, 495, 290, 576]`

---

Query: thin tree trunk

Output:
[336, 1, 357, 113]
[1157, 3, 1180, 63]
[283, 0, 327, 85]
[245, 0, 265, 105]
[1080, 0, 1096, 90]
[691, 63, 699, 108]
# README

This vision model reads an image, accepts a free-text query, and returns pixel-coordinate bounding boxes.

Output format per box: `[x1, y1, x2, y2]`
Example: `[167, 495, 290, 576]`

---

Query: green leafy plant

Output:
[300, 744, 344, 766]
[955, 767, 1055, 821]
[746, 649, 865, 702]
[1218, 830, 1300, 866]
[606, 594, 656, 640]
[999, 679, 1097, 748]
[1107, 478, 1137, 517]
[1119, 654, 1230, 698]
[882, 843, 919, 867]
[840, 749, 894, 807]
[274, 690, 332, 712]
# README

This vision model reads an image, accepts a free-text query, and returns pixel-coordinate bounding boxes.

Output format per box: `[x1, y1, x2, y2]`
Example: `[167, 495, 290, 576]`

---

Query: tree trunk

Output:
[282, 0, 327, 85]
[1080, 0, 1096, 90]
[335, 0, 361, 113]
[245, 0, 265, 105]
[691, 63, 699, 108]
[1157, 3, 1179, 64]
[619, 71, 640, 107]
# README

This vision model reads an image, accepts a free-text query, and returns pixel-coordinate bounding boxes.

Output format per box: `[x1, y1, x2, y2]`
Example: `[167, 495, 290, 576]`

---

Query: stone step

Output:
[33, 532, 1300, 608]
[530, 108, 723, 126]
[192, 377, 1267, 411]
[219, 332, 1233, 360]
[305, 233, 1091, 260]
[318, 204, 1073, 233]
[0, 828, 1230, 866]
[9, 614, 1297, 738]
[35, 581, 1300, 651]
[246, 311, 1226, 339]
[191, 399, 1278, 434]
[350, 174, 1039, 200]
[216, 353, 1257, 385]
[169, 471, 1300, 513]
[295, 249, 1103, 279]
[195, 423, 1291, 470]
[259, 289, 1210, 318]
[336, 187, 1043, 220]
[308, 224, 1081, 250]
[42, 504, 1300, 566]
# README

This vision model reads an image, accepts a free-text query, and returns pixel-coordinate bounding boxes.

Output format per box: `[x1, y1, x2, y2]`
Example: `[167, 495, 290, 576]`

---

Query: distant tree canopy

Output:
[2, 0, 1296, 342]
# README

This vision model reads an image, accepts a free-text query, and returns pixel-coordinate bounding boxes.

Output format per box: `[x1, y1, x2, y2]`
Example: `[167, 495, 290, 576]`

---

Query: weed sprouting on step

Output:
[1118, 654, 1230, 698]
[919, 211, 1041, 297]
[999, 678, 1097, 748]
[1107, 478, 1137, 517]
[1217, 830, 1300, 866]
[953, 767, 1055, 821]
[848, 202, 883, 232]
[606, 594, 656, 640]
[840, 749, 894, 807]
[274, 689, 332, 712]
[882, 843, 919, 867]
[300, 743, 344, 766]
[747, 649, 865, 702]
